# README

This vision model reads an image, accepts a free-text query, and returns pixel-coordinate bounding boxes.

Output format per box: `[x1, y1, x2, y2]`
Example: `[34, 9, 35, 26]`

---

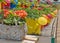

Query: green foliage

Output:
[0, 14, 3, 19]
[3, 14, 24, 25]
[0, 0, 2, 2]
[0, 2, 57, 25]
[25, 8, 41, 19]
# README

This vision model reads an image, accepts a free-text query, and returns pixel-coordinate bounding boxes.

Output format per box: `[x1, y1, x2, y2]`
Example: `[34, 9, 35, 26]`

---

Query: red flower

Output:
[3, 9, 10, 17]
[14, 10, 27, 18]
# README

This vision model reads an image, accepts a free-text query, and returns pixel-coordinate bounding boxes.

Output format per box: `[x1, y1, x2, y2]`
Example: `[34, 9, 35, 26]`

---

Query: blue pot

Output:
[10, 3, 16, 9]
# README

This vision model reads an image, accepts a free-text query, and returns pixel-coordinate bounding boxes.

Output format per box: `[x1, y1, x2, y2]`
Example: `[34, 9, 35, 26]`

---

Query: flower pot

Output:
[25, 18, 41, 35]
[0, 23, 27, 40]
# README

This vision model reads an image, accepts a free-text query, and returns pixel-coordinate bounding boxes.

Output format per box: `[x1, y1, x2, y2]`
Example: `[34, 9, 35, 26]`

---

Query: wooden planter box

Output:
[0, 23, 26, 40]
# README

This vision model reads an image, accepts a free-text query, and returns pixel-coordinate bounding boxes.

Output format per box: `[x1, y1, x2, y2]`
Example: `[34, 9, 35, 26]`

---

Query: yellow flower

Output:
[51, 13, 56, 17]
[38, 17, 48, 25]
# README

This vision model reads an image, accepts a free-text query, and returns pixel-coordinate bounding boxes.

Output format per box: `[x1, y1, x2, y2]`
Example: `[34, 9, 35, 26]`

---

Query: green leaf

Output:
[0, 14, 3, 19]
[0, 0, 2, 2]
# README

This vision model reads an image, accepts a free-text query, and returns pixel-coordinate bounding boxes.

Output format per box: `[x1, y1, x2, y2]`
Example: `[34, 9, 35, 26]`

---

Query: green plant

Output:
[3, 13, 25, 25]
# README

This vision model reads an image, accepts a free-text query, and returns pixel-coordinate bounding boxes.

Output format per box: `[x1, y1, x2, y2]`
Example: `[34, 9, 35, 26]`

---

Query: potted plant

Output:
[0, 9, 27, 40]
[24, 3, 57, 35]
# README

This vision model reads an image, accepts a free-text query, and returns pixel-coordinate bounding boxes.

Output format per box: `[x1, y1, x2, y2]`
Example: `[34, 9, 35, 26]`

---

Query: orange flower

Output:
[3, 9, 10, 17]
[14, 10, 27, 18]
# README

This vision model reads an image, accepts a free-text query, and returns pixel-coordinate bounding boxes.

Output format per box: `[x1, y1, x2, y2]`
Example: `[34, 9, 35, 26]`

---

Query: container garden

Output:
[24, 3, 58, 35]
[0, 9, 27, 40]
